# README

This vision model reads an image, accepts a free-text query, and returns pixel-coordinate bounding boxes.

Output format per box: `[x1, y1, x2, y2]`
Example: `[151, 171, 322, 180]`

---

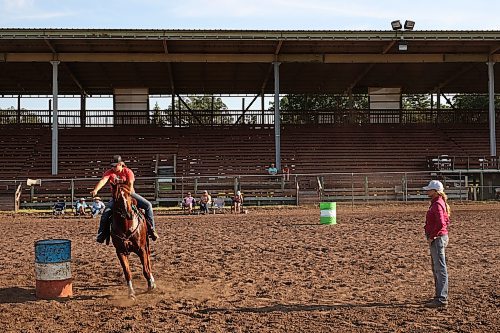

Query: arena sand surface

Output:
[0, 202, 498, 333]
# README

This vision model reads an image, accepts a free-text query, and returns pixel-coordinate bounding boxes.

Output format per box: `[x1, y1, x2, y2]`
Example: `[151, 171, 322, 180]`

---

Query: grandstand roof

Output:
[1, 28, 500, 95]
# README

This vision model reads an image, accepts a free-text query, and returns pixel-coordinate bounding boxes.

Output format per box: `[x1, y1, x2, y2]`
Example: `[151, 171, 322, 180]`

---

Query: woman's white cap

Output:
[423, 180, 444, 192]
[237, 190, 241, 195]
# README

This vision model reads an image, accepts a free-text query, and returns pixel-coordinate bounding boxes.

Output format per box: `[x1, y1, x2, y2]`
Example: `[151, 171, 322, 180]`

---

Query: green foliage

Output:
[272, 94, 368, 111]
[167, 95, 232, 125]
[402, 94, 431, 110]
[452, 94, 500, 109]
[0, 106, 41, 124]
[269, 94, 369, 125]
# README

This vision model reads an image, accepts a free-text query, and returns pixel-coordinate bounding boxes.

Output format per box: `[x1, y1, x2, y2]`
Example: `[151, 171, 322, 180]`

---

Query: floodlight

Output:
[398, 40, 408, 51]
[391, 20, 402, 30]
[404, 20, 415, 30]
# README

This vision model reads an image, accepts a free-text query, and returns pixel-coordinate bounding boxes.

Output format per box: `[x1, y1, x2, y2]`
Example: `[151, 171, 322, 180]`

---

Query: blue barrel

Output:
[34, 239, 72, 299]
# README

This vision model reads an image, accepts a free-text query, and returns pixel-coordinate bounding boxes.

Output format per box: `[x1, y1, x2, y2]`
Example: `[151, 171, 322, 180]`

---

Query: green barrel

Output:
[320, 202, 336, 225]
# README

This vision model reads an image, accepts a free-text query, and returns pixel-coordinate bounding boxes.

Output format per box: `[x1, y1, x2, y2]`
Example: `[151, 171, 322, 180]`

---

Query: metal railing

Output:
[1, 170, 498, 210]
[1, 108, 498, 127]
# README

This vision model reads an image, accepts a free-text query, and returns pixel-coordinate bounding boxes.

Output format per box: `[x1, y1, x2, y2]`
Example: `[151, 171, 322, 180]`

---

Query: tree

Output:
[402, 94, 431, 110]
[269, 94, 369, 125]
[0, 106, 41, 124]
[452, 94, 500, 109]
[152, 102, 167, 126]
[167, 95, 232, 125]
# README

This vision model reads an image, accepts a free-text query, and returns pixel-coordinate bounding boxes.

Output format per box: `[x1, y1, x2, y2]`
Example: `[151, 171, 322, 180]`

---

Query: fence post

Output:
[459, 171, 462, 201]
[364, 175, 368, 201]
[404, 173, 408, 202]
[351, 172, 354, 209]
[70, 179, 74, 207]
[154, 177, 159, 202]
[295, 175, 299, 206]
[480, 171, 484, 201]
[194, 177, 198, 193]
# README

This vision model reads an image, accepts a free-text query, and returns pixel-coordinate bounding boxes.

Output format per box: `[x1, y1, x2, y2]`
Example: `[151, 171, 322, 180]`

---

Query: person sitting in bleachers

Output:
[182, 192, 196, 214]
[199, 190, 212, 214]
[231, 190, 244, 214]
[267, 163, 278, 176]
[282, 164, 290, 181]
[91, 197, 105, 218]
[75, 198, 88, 216]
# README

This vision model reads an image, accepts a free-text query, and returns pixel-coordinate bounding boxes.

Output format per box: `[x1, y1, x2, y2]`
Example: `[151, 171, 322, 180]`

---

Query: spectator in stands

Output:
[199, 190, 212, 214]
[282, 164, 290, 181]
[182, 192, 195, 214]
[91, 155, 159, 243]
[91, 197, 106, 218]
[231, 190, 244, 214]
[75, 198, 88, 216]
[422, 180, 451, 308]
[267, 163, 278, 176]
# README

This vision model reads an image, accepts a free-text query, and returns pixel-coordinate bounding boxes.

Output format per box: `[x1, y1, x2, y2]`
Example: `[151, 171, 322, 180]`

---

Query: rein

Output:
[111, 184, 144, 247]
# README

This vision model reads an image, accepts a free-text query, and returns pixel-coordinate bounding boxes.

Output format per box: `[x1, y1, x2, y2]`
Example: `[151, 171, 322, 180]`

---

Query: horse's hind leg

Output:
[138, 248, 156, 291]
[117, 253, 136, 299]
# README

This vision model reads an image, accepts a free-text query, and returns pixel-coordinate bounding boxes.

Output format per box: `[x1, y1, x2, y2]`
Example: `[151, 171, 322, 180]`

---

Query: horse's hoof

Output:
[129, 294, 136, 300]
[148, 283, 156, 291]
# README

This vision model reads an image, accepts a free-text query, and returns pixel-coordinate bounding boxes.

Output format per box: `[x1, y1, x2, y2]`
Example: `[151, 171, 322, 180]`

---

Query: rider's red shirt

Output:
[103, 167, 135, 188]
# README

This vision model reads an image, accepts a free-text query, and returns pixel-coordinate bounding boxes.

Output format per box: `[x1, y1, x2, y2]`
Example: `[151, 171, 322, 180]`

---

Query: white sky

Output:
[1, 0, 499, 30]
[1, 0, 498, 110]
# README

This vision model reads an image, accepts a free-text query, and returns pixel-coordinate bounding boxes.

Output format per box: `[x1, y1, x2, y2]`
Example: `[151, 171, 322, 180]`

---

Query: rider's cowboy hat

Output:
[111, 155, 124, 166]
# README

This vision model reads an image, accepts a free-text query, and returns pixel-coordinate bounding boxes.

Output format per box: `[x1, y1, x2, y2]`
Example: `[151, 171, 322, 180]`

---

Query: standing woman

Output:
[423, 180, 451, 308]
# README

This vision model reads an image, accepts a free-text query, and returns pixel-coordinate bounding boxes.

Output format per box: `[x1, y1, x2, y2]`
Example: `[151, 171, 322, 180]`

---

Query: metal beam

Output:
[344, 40, 396, 94]
[274, 62, 281, 170]
[44, 39, 87, 94]
[51, 60, 59, 175]
[163, 40, 175, 93]
[260, 41, 284, 93]
[432, 63, 478, 92]
[175, 94, 202, 124]
[4, 52, 496, 63]
[488, 61, 497, 156]
[234, 93, 260, 124]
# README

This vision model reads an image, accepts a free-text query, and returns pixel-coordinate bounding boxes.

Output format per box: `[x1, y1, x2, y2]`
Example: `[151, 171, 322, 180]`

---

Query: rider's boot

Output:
[150, 229, 159, 241]
[146, 221, 159, 241]
[96, 215, 111, 243]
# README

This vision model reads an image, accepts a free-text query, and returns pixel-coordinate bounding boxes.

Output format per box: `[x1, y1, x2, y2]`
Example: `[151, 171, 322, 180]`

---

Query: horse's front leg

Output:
[117, 252, 135, 299]
[138, 248, 156, 291]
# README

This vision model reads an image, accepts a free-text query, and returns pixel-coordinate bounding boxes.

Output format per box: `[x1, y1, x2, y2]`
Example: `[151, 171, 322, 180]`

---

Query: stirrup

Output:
[150, 230, 159, 241]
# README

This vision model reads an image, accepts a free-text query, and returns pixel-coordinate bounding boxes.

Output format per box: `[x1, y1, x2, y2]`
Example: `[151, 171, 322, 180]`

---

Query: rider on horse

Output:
[91, 155, 159, 243]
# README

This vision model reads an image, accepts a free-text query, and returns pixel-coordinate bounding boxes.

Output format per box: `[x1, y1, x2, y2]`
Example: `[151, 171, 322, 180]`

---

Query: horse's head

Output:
[112, 183, 135, 221]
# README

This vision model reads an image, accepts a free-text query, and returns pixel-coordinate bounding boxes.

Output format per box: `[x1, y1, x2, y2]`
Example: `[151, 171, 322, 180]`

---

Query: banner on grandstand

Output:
[368, 87, 401, 124]
[113, 88, 149, 125]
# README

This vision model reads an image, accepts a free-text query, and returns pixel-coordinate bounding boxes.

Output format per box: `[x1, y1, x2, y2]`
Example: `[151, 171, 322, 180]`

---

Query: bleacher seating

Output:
[0, 123, 498, 206]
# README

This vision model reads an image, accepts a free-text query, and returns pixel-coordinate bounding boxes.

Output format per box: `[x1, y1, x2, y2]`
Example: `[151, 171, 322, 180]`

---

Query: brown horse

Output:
[111, 183, 156, 299]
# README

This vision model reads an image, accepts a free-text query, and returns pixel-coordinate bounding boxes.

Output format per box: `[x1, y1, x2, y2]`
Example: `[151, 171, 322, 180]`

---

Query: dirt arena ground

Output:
[0, 202, 498, 333]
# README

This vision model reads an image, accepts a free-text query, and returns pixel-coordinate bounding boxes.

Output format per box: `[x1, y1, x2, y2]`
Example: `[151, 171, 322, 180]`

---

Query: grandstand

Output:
[0, 29, 499, 208]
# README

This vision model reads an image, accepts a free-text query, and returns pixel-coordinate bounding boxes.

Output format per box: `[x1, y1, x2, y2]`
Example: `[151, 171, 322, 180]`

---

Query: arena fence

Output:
[1, 170, 498, 211]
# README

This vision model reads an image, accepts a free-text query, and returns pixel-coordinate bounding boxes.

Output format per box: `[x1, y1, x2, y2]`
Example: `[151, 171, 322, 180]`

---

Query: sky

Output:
[1, 0, 498, 110]
[1, 0, 499, 30]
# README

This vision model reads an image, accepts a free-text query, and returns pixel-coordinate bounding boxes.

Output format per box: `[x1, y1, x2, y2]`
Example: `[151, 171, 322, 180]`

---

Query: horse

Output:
[110, 183, 156, 299]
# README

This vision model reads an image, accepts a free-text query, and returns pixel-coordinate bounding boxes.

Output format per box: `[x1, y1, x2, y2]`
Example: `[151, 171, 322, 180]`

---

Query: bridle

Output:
[111, 183, 143, 245]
